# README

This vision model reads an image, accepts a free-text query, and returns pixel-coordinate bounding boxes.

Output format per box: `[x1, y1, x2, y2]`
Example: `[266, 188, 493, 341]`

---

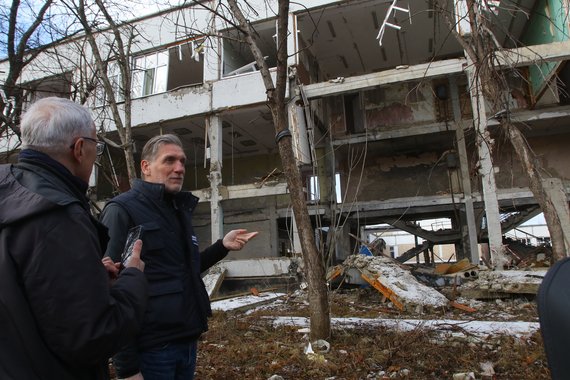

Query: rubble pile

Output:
[458, 269, 546, 299]
[341, 254, 449, 311]
[504, 237, 552, 268]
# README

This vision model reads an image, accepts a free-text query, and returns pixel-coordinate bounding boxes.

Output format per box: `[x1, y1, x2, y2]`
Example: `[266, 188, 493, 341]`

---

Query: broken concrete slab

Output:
[202, 266, 226, 298]
[459, 269, 546, 299]
[343, 255, 449, 311]
[211, 292, 286, 312]
[412, 266, 464, 287]
[211, 257, 299, 278]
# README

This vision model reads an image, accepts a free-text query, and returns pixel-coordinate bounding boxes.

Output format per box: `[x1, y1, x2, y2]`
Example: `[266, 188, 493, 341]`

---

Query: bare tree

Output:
[437, 0, 569, 261]
[224, 0, 331, 340]
[0, 0, 54, 153]
[61, 0, 140, 185]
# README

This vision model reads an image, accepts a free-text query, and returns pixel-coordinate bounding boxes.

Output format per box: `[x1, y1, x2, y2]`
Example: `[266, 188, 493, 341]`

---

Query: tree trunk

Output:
[226, 0, 330, 340]
[505, 123, 568, 260]
[275, 113, 331, 340]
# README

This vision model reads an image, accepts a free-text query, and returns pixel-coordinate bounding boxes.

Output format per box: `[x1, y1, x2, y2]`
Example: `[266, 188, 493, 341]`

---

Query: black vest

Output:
[109, 180, 209, 349]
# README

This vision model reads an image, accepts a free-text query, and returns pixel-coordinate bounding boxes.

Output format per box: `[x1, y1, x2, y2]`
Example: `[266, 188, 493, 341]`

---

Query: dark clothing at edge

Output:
[100, 179, 229, 378]
[0, 150, 148, 380]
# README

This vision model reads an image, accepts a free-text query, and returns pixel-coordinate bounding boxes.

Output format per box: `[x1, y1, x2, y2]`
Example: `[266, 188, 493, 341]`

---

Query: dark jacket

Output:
[0, 157, 148, 380]
[100, 179, 229, 376]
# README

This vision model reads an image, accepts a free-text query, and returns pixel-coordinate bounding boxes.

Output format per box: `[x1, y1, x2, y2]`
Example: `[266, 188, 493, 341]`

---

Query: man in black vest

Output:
[100, 134, 257, 380]
[0, 97, 148, 380]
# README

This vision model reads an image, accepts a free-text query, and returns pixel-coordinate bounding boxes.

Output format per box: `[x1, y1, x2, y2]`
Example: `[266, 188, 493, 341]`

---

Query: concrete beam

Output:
[331, 121, 454, 146]
[303, 58, 467, 100]
[224, 182, 289, 199]
[302, 40, 570, 101]
[494, 40, 570, 68]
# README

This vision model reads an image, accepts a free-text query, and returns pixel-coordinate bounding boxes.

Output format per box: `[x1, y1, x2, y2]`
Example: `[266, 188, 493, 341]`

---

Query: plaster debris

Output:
[202, 266, 226, 298]
[343, 254, 449, 310]
[211, 292, 286, 312]
[459, 269, 546, 298]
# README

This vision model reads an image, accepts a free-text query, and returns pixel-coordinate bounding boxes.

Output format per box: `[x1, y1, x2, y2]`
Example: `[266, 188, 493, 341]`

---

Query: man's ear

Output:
[141, 159, 150, 177]
[70, 139, 85, 162]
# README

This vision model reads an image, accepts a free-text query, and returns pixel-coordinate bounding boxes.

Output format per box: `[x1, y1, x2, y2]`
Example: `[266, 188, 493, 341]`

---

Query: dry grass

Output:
[196, 288, 549, 379]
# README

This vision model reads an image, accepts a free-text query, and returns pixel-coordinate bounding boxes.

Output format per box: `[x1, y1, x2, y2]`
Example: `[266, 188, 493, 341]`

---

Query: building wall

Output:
[494, 131, 570, 189]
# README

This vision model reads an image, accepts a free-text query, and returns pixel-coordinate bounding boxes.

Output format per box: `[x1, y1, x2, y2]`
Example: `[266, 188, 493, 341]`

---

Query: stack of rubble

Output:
[458, 269, 546, 299]
[332, 254, 449, 311]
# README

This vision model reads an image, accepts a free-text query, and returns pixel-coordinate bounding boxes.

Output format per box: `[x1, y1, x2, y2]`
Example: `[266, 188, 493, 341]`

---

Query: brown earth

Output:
[195, 287, 549, 380]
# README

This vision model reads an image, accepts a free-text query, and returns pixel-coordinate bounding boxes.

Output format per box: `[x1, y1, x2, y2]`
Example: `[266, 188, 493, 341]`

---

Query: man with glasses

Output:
[0, 97, 148, 380]
[71, 136, 106, 157]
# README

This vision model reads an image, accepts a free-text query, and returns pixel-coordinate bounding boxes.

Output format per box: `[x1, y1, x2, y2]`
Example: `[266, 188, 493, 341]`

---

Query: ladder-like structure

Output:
[376, 0, 411, 46]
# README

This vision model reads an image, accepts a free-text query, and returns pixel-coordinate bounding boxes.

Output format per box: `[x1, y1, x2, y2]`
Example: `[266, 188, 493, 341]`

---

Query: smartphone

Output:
[121, 225, 144, 270]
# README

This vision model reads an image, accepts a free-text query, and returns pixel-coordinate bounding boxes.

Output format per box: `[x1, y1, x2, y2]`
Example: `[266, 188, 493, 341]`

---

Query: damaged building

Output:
[1, 0, 569, 278]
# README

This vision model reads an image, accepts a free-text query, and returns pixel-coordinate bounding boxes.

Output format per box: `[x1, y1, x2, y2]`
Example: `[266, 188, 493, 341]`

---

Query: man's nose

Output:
[174, 161, 185, 173]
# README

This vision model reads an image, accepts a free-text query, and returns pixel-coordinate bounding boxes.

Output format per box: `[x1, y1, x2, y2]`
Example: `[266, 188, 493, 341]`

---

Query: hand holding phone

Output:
[121, 225, 145, 272]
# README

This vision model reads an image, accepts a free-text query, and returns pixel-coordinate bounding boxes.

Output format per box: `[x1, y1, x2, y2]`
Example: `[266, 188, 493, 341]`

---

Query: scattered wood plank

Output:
[361, 271, 404, 311]
[450, 301, 476, 313]
[326, 265, 344, 282]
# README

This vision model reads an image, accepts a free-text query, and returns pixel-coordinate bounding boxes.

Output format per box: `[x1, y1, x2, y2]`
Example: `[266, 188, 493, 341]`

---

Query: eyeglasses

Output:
[70, 137, 106, 156]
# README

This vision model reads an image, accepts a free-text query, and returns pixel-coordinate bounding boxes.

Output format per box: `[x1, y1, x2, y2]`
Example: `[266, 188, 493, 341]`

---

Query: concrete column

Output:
[542, 178, 570, 252]
[449, 77, 479, 263]
[269, 204, 279, 257]
[207, 114, 224, 241]
[290, 211, 302, 256]
[465, 62, 506, 268]
[288, 12, 298, 67]
[289, 103, 311, 164]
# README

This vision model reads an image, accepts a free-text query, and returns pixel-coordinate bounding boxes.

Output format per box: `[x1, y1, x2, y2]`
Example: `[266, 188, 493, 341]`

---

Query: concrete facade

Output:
[1, 0, 569, 266]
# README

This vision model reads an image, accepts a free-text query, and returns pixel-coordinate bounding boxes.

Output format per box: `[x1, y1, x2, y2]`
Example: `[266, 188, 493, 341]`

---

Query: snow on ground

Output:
[211, 291, 538, 339]
[211, 292, 287, 311]
[270, 316, 539, 339]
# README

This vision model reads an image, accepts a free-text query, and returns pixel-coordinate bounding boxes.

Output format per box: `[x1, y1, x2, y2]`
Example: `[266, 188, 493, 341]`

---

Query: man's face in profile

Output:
[141, 143, 186, 193]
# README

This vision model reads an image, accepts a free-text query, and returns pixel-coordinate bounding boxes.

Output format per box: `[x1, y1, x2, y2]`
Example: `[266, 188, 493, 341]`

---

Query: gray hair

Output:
[20, 97, 94, 154]
[141, 134, 183, 162]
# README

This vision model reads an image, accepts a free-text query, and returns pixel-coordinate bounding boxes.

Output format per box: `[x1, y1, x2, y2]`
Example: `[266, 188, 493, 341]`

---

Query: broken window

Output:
[23, 73, 72, 111]
[221, 20, 277, 77]
[167, 38, 205, 89]
[308, 175, 320, 202]
[132, 50, 168, 98]
[345, 93, 365, 133]
[307, 173, 342, 203]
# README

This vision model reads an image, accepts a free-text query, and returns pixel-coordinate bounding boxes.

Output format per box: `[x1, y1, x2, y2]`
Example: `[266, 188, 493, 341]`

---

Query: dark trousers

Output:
[139, 341, 198, 380]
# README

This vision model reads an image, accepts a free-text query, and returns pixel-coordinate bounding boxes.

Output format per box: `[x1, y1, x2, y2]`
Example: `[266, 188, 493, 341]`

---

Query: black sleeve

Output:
[15, 205, 148, 367]
[100, 202, 132, 262]
[200, 239, 229, 273]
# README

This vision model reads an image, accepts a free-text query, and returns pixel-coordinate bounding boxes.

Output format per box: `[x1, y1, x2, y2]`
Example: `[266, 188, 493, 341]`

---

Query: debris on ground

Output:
[203, 266, 226, 298]
[504, 237, 552, 268]
[333, 254, 449, 311]
[458, 269, 546, 299]
[197, 283, 548, 380]
[211, 291, 287, 312]
[111, 253, 552, 379]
